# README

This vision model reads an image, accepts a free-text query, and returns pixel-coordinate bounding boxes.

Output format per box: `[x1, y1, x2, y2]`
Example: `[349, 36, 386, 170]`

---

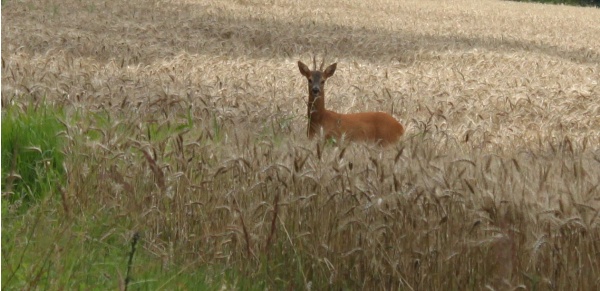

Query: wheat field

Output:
[2, 0, 600, 289]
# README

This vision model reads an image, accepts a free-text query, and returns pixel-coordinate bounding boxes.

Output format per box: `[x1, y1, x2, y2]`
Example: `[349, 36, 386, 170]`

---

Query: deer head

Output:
[298, 60, 337, 100]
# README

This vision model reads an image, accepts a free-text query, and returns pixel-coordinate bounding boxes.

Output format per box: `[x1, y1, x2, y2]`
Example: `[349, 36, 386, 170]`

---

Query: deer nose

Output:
[312, 87, 320, 94]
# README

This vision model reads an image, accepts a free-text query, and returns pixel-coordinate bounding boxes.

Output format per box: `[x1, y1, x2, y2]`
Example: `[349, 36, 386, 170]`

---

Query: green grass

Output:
[0, 197, 230, 290]
[1, 104, 66, 209]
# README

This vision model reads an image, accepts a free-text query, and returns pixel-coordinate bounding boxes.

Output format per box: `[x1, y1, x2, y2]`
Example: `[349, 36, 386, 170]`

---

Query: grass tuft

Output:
[1, 103, 66, 209]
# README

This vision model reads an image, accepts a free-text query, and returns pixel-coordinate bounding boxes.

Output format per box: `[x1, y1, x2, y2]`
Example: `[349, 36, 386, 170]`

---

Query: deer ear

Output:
[323, 63, 337, 79]
[298, 61, 311, 78]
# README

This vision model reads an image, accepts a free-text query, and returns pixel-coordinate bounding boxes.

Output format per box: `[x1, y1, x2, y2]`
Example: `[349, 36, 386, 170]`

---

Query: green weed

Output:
[1, 104, 66, 209]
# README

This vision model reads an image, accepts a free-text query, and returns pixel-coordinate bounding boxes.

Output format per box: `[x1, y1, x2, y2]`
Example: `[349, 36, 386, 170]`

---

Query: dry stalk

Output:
[264, 191, 280, 254]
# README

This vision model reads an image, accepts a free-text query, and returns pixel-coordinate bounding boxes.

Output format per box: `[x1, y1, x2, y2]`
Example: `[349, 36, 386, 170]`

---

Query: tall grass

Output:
[1, 103, 66, 208]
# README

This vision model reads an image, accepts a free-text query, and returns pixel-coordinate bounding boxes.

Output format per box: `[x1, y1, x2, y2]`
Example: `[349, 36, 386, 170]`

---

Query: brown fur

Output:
[298, 60, 404, 146]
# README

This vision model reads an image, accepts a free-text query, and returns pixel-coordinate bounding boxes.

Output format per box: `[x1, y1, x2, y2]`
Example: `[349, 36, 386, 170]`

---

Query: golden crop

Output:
[2, 0, 599, 289]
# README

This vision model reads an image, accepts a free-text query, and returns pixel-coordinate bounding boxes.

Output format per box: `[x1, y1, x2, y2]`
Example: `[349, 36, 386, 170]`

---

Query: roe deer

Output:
[298, 59, 404, 146]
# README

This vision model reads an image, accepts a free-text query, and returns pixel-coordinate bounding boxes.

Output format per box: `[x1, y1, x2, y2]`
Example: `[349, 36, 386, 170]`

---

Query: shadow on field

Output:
[174, 7, 600, 66]
[4, 1, 599, 66]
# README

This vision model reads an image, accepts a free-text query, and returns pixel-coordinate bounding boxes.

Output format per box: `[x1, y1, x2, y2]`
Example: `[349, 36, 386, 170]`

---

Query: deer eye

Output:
[308, 78, 313, 83]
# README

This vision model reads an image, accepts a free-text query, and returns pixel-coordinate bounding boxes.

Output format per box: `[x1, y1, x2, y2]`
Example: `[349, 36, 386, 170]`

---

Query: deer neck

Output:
[307, 91, 327, 137]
